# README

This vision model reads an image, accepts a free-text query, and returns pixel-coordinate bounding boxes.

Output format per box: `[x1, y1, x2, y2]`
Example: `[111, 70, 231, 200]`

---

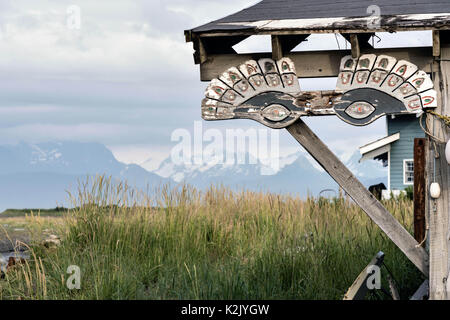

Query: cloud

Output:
[0, 0, 431, 165]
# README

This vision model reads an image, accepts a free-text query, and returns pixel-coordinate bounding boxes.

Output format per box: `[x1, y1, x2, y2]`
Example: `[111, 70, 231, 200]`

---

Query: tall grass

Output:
[0, 176, 424, 300]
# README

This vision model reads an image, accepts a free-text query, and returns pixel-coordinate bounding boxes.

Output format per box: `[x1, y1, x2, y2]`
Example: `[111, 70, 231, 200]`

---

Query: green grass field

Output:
[0, 208, 67, 218]
[0, 176, 424, 300]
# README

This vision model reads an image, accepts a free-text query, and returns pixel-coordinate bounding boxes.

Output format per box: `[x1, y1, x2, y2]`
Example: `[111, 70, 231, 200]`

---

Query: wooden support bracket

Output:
[433, 31, 441, 57]
[287, 119, 429, 275]
[343, 33, 374, 59]
[271, 34, 309, 60]
[350, 34, 360, 59]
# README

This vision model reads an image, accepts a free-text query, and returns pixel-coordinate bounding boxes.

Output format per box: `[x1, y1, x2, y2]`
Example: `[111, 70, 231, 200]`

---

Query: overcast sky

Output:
[0, 0, 432, 167]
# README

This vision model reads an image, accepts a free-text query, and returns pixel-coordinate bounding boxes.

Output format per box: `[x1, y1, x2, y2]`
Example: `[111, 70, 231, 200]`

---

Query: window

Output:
[404, 159, 414, 185]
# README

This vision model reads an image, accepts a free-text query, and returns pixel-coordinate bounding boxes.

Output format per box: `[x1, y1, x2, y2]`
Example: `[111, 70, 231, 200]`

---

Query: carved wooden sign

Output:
[201, 55, 437, 128]
[198, 53, 432, 276]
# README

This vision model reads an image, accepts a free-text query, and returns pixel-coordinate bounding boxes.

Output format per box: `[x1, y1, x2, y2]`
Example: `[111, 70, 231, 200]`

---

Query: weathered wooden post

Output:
[414, 138, 426, 245]
[427, 32, 450, 300]
[185, 0, 450, 299]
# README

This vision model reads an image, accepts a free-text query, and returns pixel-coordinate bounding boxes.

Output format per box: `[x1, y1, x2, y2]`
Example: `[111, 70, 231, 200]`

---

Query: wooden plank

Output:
[287, 119, 429, 275]
[428, 44, 450, 300]
[343, 252, 384, 300]
[271, 35, 283, 61]
[199, 47, 433, 81]
[198, 38, 208, 65]
[410, 280, 429, 300]
[433, 31, 441, 57]
[188, 14, 450, 39]
[414, 138, 427, 245]
[349, 34, 360, 59]
[388, 275, 401, 300]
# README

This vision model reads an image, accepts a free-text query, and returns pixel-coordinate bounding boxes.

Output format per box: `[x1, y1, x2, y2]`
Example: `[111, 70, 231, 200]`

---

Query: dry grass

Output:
[0, 176, 424, 300]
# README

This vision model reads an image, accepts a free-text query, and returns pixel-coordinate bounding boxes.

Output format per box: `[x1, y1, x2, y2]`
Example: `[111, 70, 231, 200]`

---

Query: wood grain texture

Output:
[199, 47, 433, 81]
[287, 119, 429, 275]
[414, 138, 427, 244]
[433, 31, 441, 57]
[428, 42, 450, 300]
[350, 34, 360, 59]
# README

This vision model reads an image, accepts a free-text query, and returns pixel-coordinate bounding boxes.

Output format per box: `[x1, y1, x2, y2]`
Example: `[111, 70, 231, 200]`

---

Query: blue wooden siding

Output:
[387, 115, 425, 190]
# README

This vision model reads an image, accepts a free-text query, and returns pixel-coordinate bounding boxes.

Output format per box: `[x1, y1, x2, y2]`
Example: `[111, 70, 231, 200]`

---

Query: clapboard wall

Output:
[387, 115, 425, 191]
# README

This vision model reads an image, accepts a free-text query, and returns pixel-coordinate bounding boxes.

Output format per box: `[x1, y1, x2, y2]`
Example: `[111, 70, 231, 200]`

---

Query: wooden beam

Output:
[199, 47, 433, 81]
[410, 280, 429, 300]
[349, 34, 360, 59]
[388, 275, 401, 300]
[428, 44, 450, 300]
[287, 119, 429, 275]
[343, 252, 385, 300]
[271, 35, 283, 61]
[272, 34, 309, 60]
[342, 33, 374, 58]
[187, 15, 450, 39]
[433, 31, 441, 57]
[195, 38, 208, 65]
[414, 138, 427, 245]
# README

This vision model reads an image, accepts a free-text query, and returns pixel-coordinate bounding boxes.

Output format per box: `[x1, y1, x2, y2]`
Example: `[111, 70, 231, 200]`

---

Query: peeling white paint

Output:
[216, 13, 450, 31]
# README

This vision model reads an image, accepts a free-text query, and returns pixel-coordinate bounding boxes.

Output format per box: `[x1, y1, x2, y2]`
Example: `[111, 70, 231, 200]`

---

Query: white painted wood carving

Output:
[202, 56, 437, 128]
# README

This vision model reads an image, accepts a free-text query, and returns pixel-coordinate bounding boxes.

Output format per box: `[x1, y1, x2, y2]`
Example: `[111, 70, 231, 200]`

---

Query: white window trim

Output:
[403, 159, 414, 186]
[387, 151, 391, 190]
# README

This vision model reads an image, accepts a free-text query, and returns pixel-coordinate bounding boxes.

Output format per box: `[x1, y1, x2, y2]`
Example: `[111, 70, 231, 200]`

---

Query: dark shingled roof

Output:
[189, 0, 450, 35]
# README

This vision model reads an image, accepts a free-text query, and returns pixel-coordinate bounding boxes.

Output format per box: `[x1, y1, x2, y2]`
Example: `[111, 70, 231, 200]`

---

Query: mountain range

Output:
[142, 149, 387, 197]
[0, 142, 164, 210]
[0, 142, 387, 210]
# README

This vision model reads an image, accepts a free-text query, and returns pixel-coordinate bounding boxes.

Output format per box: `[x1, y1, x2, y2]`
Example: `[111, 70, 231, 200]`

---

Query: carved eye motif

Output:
[370, 70, 387, 84]
[265, 62, 276, 72]
[399, 83, 416, 96]
[281, 61, 290, 72]
[228, 72, 241, 84]
[262, 104, 291, 122]
[422, 96, 435, 106]
[387, 75, 402, 87]
[408, 98, 422, 110]
[344, 59, 354, 69]
[355, 71, 369, 84]
[345, 102, 375, 119]
[340, 72, 352, 85]
[378, 58, 389, 69]
[359, 58, 370, 69]
[396, 64, 408, 76]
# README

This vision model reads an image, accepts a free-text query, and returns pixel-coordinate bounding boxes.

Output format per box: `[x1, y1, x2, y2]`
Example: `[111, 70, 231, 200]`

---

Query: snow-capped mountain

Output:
[0, 142, 166, 210]
[144, 150, 387, 197]
[0, 141, 387, 210]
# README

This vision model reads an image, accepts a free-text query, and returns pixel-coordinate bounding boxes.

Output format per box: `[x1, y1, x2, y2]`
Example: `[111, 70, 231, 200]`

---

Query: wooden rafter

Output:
[199, 47, 433, 81]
